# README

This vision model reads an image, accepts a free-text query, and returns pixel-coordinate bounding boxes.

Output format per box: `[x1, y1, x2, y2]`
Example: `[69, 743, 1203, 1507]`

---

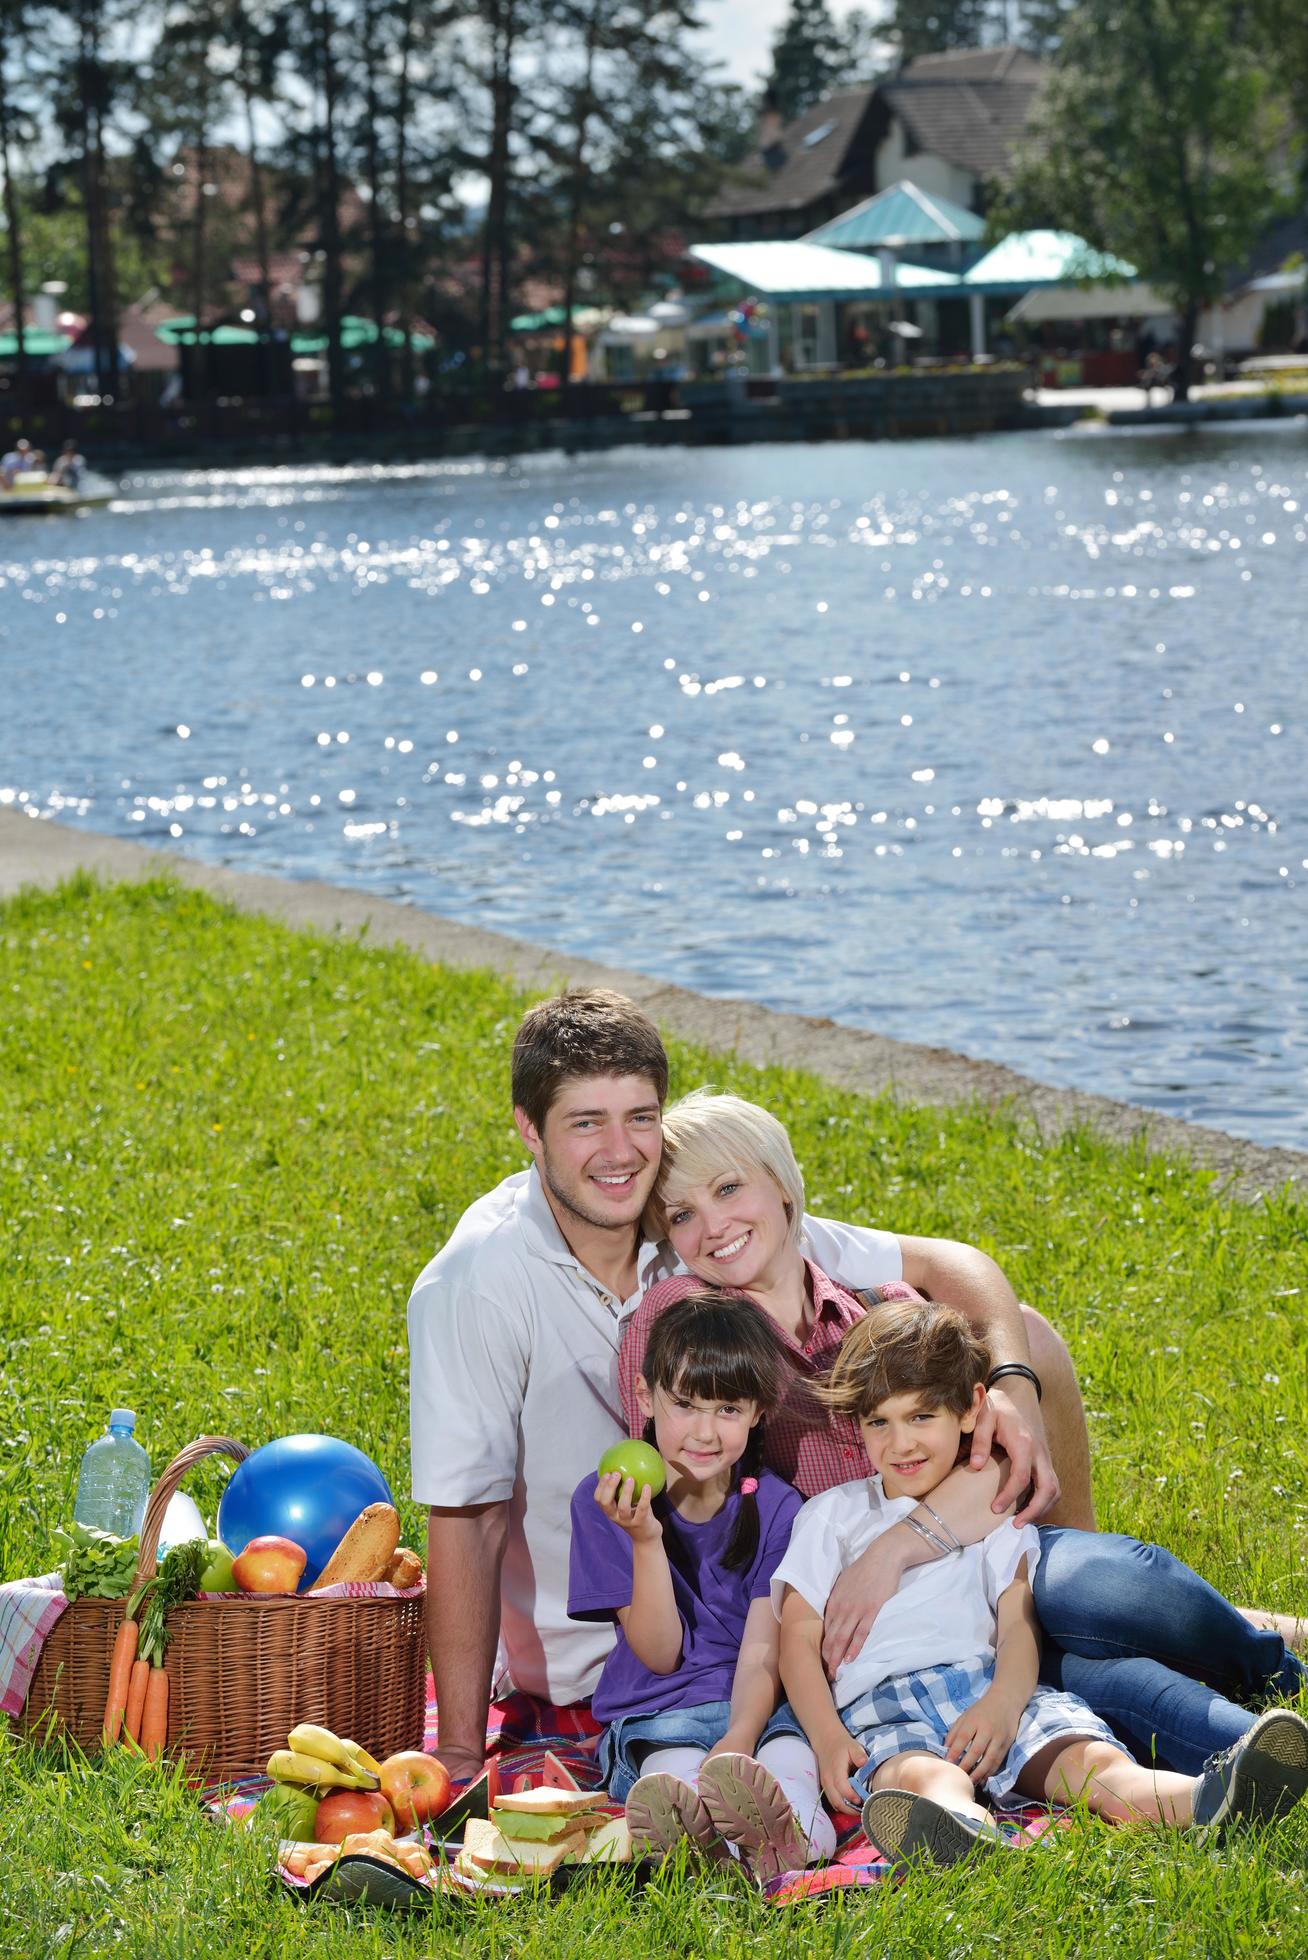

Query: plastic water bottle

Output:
[73, 1410, 152, 1538]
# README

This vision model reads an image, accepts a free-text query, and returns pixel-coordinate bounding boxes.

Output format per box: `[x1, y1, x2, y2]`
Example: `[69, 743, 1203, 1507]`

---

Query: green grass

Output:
[2, 874, 1307, 1958]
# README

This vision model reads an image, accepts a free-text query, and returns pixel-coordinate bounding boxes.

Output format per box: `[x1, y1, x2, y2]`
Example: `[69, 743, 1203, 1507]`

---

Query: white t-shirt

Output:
[771, 1475, 1038, 1720]
[408, 1166, 900, 1705]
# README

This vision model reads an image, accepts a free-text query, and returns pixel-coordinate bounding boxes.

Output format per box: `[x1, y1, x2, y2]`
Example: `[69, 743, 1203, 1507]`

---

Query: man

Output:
[409, 987, 1089, 1785]
[1, 438, 38, 489]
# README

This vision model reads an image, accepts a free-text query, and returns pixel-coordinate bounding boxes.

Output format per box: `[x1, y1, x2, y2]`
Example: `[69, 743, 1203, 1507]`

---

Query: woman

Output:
[618, 1089, 1305, 1776]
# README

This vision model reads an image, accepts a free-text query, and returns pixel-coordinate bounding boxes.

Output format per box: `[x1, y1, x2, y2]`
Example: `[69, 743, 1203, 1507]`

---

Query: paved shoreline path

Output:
[3, 806, 1304, 1200]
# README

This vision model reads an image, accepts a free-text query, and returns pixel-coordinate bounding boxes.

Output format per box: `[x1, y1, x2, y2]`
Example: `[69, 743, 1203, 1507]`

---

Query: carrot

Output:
[102, 1615, 139, 1745]
[123, 1656, 151, 1746]
[140, 1663, 169, 1760]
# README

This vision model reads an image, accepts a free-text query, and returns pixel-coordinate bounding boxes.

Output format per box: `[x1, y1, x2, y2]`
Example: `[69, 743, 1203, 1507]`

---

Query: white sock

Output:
[634, 1744, 707, 1787]
[757, 1733, 839, 1863]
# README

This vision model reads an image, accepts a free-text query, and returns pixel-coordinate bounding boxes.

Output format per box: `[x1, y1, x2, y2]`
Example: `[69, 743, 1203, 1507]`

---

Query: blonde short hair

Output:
[646, 1089, 805, 1246]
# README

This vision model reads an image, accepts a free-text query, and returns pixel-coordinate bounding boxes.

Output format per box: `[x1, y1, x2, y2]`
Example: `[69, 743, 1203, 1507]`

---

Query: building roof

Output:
[963, 229, 1137, 292]
[805, 180, 986, 250]
[688, 240, 960, 301]
[882, 45, 1047, 179]
[706, 87, 878, 220]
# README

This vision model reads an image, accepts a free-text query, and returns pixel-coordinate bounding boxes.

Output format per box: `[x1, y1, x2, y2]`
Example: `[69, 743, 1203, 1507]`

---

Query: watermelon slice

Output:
[540, 1751, 583, 1792]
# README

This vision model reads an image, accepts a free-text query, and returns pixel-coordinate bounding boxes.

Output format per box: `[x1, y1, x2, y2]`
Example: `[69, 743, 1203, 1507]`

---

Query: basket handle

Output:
[132, 1435, 250, 1588]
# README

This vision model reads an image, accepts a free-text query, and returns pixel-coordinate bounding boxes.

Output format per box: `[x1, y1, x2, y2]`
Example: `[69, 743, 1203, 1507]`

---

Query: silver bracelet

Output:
[903, 1514, 958, 1560]
[919, 1500, 964, 1555]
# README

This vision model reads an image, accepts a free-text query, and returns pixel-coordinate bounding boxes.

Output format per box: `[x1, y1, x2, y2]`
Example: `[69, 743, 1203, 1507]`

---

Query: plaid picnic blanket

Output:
[0, 1574, 70, 1718]
[213, 1676, 1069, 1906]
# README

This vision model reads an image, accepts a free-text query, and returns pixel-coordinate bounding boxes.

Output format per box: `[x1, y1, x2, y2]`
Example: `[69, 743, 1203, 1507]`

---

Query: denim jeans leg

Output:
[1047, 1648, 1253, 1777]
[1033, 1528, 1305, 1703]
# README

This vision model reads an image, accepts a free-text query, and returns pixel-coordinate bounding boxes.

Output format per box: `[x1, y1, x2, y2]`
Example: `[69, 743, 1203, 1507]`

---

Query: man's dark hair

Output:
[511, 988, 669, 1130]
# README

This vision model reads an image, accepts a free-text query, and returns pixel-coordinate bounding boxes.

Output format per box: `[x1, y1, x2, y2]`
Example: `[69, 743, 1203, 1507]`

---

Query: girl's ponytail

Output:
[722, 1424, 764, 1574]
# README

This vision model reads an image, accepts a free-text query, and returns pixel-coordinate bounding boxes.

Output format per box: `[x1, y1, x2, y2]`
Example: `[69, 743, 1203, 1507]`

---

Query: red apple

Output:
[231, 1534, 307, 1593]
[314, 1788, 396, 1842]
[378, 1750, 452, 1830]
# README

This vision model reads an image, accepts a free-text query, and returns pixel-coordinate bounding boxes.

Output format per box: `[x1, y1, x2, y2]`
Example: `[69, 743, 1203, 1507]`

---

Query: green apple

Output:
[597, 1439, 666, 1497]
[257, 1783, 320, 1842]
[198, 1539, 238, 1592]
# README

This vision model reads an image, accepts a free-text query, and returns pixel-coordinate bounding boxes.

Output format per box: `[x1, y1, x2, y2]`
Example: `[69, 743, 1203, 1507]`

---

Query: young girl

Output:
[568, 1292, 837, 1879]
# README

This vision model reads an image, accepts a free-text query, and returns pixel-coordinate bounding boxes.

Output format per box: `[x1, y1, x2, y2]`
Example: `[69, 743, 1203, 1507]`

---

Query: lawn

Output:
[2, 874, 1306, 1958]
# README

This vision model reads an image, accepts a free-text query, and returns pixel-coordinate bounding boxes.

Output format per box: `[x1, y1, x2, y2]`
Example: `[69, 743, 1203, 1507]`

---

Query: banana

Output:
[266, 1748, 377, 1791]
[285, 1724, 382, 1788]
[341, 1738, 383, 1779]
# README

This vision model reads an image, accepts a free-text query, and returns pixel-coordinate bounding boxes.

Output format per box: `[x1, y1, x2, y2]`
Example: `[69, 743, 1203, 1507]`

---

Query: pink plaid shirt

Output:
[617, 1264, 923, 1499]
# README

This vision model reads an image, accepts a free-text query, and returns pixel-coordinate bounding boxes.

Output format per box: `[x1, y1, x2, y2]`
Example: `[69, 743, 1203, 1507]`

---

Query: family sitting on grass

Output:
[408, 989, 1308, 1876]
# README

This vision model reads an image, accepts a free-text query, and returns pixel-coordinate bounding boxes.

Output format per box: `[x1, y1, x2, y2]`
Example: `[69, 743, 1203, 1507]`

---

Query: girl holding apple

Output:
[618, 1091, 1306, 1792]
[568, 1293, 838, 1878]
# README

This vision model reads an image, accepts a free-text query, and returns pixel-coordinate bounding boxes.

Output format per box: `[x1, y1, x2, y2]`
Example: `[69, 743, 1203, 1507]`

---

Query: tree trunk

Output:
[242, 78, 275, 394]
[394, 0, 415, 403]
[480, 0, 516, 380]
[361, 0, 390, 403]
[560, 0, 602, 391]
[1172, 299, 1199, 403]
[312, 0, 347, 422]
[191, 134, 209, 402]
[0, 76, 30, 404]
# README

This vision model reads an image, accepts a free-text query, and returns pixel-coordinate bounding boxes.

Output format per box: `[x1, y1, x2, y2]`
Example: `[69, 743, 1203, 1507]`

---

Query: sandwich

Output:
[452, 1788, 631, 1883]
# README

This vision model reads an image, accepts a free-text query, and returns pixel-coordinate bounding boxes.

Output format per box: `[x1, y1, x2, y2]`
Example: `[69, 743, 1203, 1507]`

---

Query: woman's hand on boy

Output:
[817, 1733, 868, 1811]
[944, 1689, 1022, 1784]
[594, 1470, 663, 1543]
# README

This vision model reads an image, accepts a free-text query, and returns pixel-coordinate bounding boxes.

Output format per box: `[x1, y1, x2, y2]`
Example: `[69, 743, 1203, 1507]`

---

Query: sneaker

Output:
[625, 1771, 732, 1863]
[861, 1786, 1006, 1868]
[697, 1752, 811, 1882]
[1192, 1708, 1308, 1834]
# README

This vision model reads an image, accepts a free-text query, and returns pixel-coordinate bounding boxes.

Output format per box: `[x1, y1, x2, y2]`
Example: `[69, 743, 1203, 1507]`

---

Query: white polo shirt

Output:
[771, 1475, 1038, 1719]
[408, 1166, 901, 1705]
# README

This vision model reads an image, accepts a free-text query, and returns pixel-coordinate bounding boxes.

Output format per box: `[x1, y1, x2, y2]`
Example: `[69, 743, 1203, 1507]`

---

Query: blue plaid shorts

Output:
[846, 1656, 1126, 1805]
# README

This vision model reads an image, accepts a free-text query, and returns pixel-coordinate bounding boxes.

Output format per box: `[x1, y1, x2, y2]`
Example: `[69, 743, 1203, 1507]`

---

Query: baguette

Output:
[385, 1546, 423, 1588]
[311, 1504, 400, 1588]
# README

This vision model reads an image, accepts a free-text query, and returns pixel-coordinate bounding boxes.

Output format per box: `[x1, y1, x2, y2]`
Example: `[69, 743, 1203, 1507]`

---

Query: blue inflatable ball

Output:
[217, 1434, 393, 1590]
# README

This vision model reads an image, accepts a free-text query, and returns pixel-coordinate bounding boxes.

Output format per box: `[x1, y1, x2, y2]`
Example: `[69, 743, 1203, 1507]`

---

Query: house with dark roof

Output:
[705, 46, 1048, 242]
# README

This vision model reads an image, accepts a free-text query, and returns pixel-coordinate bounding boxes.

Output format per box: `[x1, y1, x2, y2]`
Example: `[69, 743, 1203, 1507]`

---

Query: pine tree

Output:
[882, 0, 996, 62]
[766, 0, 848, 123]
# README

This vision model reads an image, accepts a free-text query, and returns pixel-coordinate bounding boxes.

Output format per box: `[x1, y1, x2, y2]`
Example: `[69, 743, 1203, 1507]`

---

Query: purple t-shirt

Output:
[568, 1469, 804, 1724]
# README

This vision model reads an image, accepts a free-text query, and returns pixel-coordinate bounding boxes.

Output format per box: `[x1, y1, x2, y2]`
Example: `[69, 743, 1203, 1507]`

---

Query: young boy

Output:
[774, 1299, 1308, 1865]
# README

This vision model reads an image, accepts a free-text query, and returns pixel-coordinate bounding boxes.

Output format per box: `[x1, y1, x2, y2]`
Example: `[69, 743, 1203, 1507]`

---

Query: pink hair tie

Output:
[738, 1477, 758, 1496]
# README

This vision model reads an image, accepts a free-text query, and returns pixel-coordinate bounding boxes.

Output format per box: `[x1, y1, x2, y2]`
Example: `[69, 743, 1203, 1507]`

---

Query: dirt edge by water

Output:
[3, 807, 1303, 1201]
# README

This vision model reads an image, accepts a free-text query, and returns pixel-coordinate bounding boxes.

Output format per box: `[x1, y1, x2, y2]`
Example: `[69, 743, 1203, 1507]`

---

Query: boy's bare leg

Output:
[1023, 1306, 1095, 1530]
[1020, 1735, 1193, 1824]
[870, 1750, 989, 1825]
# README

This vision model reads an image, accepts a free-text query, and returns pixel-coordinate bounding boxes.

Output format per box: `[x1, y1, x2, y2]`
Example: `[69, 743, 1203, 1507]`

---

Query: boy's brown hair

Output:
[823, 1298, 990, 1420]
[511, 988, 669, 1131]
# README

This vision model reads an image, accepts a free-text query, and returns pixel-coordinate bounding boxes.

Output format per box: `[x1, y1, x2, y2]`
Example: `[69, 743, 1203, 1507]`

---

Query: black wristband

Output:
[986, 1362, 1043, 1402]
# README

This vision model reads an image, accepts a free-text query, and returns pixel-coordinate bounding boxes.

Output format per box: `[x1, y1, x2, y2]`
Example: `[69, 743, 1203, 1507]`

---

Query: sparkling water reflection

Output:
[2, 430, 1305, 1147]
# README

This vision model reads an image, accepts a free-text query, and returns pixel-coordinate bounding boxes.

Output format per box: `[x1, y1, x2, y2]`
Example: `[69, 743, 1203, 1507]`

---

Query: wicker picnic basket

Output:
[20, 1435, 426, 1781]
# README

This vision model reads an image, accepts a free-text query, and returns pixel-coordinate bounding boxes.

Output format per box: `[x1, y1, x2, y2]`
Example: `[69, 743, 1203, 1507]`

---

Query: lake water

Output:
[2, 428, 1306, 1148]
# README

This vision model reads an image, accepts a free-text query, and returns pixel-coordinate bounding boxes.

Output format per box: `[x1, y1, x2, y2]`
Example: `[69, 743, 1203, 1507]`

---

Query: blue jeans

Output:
[1033, 1528, 1305, 1776]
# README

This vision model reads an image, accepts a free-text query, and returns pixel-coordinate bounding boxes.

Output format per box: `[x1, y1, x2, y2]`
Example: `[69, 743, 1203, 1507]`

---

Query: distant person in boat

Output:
[48, 440, 86, 491]
[1, 438, 44, 488]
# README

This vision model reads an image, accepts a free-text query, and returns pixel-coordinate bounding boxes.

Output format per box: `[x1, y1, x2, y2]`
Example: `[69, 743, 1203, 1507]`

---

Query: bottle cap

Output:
[109, 1408, 136, 1430]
